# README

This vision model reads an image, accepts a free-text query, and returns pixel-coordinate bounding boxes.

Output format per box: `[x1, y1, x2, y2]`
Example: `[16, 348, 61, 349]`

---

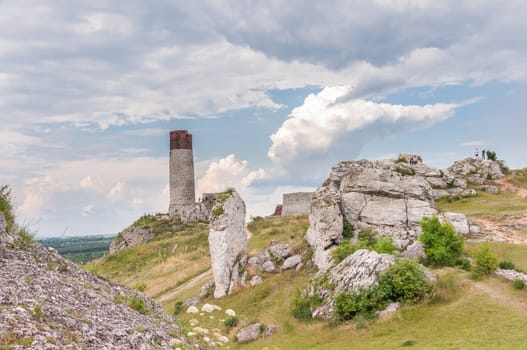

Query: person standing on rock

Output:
[474, 148, 479, 158]
[482, 149, 486, 160]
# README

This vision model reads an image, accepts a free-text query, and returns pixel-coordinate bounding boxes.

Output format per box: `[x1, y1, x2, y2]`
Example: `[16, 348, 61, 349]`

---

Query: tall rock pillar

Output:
[169, 130, 196, 216]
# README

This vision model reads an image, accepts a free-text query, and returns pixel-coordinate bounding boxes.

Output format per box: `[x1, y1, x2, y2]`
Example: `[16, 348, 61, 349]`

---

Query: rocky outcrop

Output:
[306, 157, 475, 271]
[110, 225, 154, 253]
[305, 187, 343, 271]
[309, 249, 395, 319]
[208, 189, 247, 298]
[447, 158, 505, 184]
[495, 268, 527, 283]
[0, 223, 185, 349]
[329, 249, 395, 293]
[0, 213, 15, 246]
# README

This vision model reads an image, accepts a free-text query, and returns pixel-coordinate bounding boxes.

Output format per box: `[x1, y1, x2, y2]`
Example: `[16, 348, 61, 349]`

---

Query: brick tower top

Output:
[170, 130, 193, 150]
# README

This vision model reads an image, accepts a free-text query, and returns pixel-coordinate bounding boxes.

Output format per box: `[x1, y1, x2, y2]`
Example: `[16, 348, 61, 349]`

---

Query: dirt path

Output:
[495, 177, 527, 198]
[158, 224, 254, 302]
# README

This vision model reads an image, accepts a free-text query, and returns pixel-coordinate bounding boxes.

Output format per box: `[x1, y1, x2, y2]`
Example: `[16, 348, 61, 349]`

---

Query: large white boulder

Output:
[208, 189, 247, 298]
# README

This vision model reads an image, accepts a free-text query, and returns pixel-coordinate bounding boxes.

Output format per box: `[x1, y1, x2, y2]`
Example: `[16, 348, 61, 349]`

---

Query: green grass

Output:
[509, 169, 527, 189]
[435, 191, 527, 217]
[247, 215, 309, 252]
[84, 221, 210, 297]
[465, 242, 527, 272]
[227, 271, 527, 349]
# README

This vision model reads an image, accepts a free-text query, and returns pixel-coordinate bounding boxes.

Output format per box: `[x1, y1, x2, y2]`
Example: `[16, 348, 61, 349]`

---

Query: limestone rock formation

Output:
[447, 158, 505, 184]
[306, 157, 475, 271]
[0, 219, 185, 349]
[310, 249, 395, 319]
[305, 187, 343, 271]
[110, 225, 154, 253]
[329, 249, 395, 293]
[208, 189, 247, 298]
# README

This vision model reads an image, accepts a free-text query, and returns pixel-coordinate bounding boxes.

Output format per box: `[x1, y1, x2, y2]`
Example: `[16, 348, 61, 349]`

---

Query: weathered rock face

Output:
[447, 158, 505, 183]
[306, 159, 438, 271]
[305, 187, 343, 271]
[236, 323, 261, 343]
[329, 249, 395, 293]
[0, 227, 185, 349]
[310, 249, 395, 319]
[208, 189, 247, 298]
[110, 225, 154, 253]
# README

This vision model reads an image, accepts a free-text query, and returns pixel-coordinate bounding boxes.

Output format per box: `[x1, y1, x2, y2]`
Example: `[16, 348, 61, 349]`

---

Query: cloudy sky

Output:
[1, 1, 526, 238]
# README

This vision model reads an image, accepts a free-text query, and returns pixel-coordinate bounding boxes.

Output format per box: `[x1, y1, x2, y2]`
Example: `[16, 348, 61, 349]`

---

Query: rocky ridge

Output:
[0, 213, 186, 349]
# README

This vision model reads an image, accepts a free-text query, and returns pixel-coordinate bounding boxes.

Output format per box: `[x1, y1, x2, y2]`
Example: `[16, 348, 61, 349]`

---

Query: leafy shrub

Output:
[224, 316, 239, 328]
[291, 292, 322, 321]
[472, 244, 498, 276]
[454, 258, 471, 271]
[334, 287, 387, 321]
[513, 279, 525, 290]
[358, 227, 377, 247]
[342, 217, 354, 239]
[291, 295, 314, 321]
[374, 236, 396, 254]
[173, 300, 183, 315]
[334, 259, 431, 321]
[486, 150, 497, 161]
[378, 259, 432, 304]
[129, 296, 147, 314]
[419, 216, 463, 266]
[499, 261, 516, 270]
[332, 240, 357, 263]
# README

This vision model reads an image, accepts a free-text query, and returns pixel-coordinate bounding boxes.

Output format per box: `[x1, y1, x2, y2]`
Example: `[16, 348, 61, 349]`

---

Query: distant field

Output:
[38, 235, 114, 264]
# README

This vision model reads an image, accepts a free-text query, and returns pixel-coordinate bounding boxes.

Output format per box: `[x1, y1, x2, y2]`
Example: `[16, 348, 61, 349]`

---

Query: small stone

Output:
[261, 261, 277, 273]
[269, 244, 292, 259]
[236, 323, 261, 343]
[250, 275, 263, 286]
[282, 255, 302, 270]
[263, 323, 278, 337]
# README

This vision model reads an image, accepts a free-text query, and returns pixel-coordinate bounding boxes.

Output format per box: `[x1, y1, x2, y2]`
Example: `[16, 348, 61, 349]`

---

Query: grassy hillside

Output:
[85, 210, 527, 349]
[85, 219, 210, 299]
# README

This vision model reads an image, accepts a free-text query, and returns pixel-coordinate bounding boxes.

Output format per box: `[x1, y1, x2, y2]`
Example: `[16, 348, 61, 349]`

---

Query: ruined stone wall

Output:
[282, 192, 313, 216]
[169, 130, 196, 215]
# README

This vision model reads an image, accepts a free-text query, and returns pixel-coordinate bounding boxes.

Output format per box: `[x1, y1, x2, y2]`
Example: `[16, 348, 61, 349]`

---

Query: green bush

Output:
[513, 279, 525, 290]
[33, 304, 43, 321]
[342, 217, 354, 239]
[358, 227, 377, 247]
[129, 296, 147, 314]
[395, 166, 415, 176]
[173, 300, 183, 315]
[223, 316, 239, 328]
[17, 226, 35, 247]
[374, 236, 396, 254]
[486, 150, 497, 161]
[472, 244, 498, 276]
[419, 216, 463, 266]
[291, 295, 314, 321]
[334, 259, 432, 321]
[454, 258, 471, 271]
[378, 259, 432, 304]
[332, 240, 357, 263]
[499, 261, 516, 270]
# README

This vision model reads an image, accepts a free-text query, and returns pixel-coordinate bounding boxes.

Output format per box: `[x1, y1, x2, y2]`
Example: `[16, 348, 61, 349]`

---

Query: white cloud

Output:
[107, 182, 127, 202]
[460, 140, 487, 147]
[268, 86, 458, 165]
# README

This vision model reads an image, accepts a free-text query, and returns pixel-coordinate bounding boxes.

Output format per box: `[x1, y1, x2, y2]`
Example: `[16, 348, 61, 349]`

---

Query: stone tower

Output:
[169, 130, 196, 216]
